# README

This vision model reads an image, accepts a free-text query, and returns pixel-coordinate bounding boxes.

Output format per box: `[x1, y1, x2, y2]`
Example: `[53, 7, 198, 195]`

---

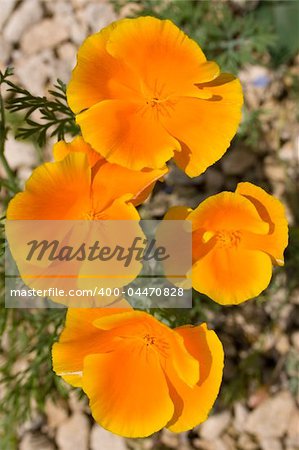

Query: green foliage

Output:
[114, 0, 276, 73]
[256, 0, 299, 66]
[237, 107, 265, 149]
[0, 304, 67, 448]
[0, 68, 20, 197]
[3, 71, 79, 147]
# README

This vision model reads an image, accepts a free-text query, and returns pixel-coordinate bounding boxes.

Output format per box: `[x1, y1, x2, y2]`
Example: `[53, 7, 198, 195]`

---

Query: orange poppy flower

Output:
[67, 16, 243, 176]
[7, 136, 167, 220]
[52, 306, 224, 437]
[164, 182, 288, 305]
[6, 137, 167, 305]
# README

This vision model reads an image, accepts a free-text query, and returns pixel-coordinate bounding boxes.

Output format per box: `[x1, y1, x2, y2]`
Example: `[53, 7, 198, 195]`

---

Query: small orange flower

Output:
[164, 182, 288, 305]
[67, 16, 243, 176]
[52, 306, 224, 437]
[7, 136, 167, 220]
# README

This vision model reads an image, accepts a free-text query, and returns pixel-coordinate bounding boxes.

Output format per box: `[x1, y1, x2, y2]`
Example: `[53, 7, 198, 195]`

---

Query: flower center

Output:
[142, 332, 170, 358]
[215, 230, 241, 248]
[143, 333, 156, 346]
[144, 95, 174, 119]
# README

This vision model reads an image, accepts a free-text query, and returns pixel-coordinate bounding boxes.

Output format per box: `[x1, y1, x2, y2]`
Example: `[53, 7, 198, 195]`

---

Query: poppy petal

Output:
[192, 246, 273, 304]
[236, 182, 288, 264]
[163, 206, 192, 221]
[53, 136, 103, 167]
[77, 99, 180, 170]
[52, 306, 131, 387]
[106, 17, 215, 99]
[93, 311, 199, 387]
[91, 160, 167, 210]
[7, 153, 91, 220]
[188, 191, 269, 234]
[166, 324, 224, 432]
[161, 74, 243, 177]
[82, 340, 174, 437]
[67, 24, 139, 113]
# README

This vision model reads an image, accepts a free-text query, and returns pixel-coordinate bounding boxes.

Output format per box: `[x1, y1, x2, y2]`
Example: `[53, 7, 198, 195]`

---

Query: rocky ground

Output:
[1, 1, 299, 449]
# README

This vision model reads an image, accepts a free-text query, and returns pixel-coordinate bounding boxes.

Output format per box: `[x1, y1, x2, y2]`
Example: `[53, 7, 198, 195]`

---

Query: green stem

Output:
[0, 82, 20, 193]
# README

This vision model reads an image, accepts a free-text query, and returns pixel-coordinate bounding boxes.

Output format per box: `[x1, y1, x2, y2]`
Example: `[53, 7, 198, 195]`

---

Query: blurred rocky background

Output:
[0, 1, 299, 449]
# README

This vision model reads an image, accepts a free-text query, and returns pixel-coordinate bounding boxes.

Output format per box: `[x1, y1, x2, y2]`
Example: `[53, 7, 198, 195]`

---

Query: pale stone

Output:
[18, 166, 35, 183]
[280, 141, 296, 163]
[4, 136, 37, 170]
[56, 43, 77, 81]
[15, 50, 56, 95]
[161, 428, 179, 448]
[199, 412, 231, 440]
[46, 1, 88, 45]
[286, 409, 299, 447]
[260, 438, 283, 450]
[46, 0, 73, 17]
[237, 433, 259, 450]
[0, 0, 17, 29]
[68, 389, 89, 413]
[245, 391, 296, 438]
[0, 38, 11, 67]
[233, 402, 248, 433]
[119, 2, 142, 18]
[21, 19, 69, 55]
[276, 334, 290, 354]
[3, 0, 43, 43]
[90, 424, 127, 450]
[77, 2, 116, 33]
[56, 413, 90, 450]
[193, 438, 233, 450]
[20, 432, 55, 450]
[66, 16, 88, 46]
[45, 398, 69, 429]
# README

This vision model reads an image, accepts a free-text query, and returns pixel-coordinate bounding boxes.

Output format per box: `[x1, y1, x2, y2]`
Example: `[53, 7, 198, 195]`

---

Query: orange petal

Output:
[91, 159, 167, 210]
[92, 195, 140, 220]
[82, 339, 174, 437]
[77, 99, 180, 170]
[7, 153, 91, 220]
[67, 23, 139, 113]
[236, 182, 288, 264]
[163, 206, 193, 221]
[52, 306, 131, 387]
[53, 136, 103, 168]
[189, 191, 269, 235]
[166, 323, 224, 432]
[93, 311, 199, 387]
[161, 74, 243, 177]
[106, 17, 212, 99]
[192, 246, 273, 304]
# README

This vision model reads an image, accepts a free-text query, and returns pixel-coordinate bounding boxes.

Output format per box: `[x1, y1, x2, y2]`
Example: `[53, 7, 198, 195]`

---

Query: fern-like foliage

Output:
[2, 69, 79, 147]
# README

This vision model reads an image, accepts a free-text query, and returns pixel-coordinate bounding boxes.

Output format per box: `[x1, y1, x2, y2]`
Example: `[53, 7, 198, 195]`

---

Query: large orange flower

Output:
[6, 137, 167, 305]
[164, 182, 288, 305]
[67, 16, 243, 176]
[52, 306, 224, 437]
[7, 136, 167, 220]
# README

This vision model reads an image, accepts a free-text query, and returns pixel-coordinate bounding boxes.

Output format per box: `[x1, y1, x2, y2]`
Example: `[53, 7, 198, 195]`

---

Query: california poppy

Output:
[6, 137, 167, 305]
[52, 306, 224, 437]
[7, 136, 167, 220]
[164, 183, 288, 304]
[67, 16, 243, 176]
